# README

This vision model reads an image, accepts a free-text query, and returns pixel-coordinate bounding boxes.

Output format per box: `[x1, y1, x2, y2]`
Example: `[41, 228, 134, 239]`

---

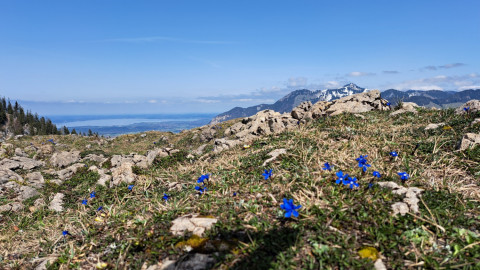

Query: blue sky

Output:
[1, 0, 479, 115]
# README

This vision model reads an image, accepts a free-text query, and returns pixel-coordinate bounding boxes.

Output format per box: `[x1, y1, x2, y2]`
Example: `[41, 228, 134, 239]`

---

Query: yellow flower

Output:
[358, 246, 379, 261]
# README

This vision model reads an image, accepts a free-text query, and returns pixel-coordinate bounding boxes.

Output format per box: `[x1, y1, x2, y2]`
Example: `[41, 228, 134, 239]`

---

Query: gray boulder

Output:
[455, 100, 480, 115]
[50, 151, 81, 168]
[0, 156, 44, 171]
[459, 133, 480, 151]
[57, 163, 85, 180]
[111, 162, 136, 186]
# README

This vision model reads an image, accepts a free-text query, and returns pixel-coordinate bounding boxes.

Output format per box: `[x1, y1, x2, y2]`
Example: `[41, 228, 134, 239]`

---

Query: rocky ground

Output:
[0, 91, 479, 269]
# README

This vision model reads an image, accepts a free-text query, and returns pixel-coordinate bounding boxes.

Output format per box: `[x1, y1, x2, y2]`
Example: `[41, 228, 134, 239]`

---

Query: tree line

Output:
[0, 96, 98, 137]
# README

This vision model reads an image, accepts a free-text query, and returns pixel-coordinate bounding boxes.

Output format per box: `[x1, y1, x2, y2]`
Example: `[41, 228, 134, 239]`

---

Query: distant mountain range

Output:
[210, 83, 366, 124]
[210, 84, 480, 124]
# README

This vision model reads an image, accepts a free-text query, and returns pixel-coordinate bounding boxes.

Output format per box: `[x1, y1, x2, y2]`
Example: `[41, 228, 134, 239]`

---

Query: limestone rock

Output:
[111, 154, 148, 169]
[0, 202, 24, 212]
[26, 172, 45, 189]
[459, 133, 480, 151]
[472, 118, 480, 126]
[455, 99, 480, 115]
[20, 186, 39, 201]
[193, 144, 208, 155]
[262, 148, 287, 166]
[82, 154, 107, 164]
[57, 163, 85, 180]
[425, 123, 445, 130]
[170, 214, 218, 236]
[50, 151, 81, 168]
[14, 148, 28, 157]
[0, 156, 44, 171]
[111, 162, 136, 186]
[200, 126, 217, 142]
[0, 169, 23, 185]
[89, 166, 112, 186]
[49, 193, 65, 212]
[213, 138, 241, 153]
[378, 181, 423, 216]
[392, 202, 410, 216]
[390, 102, 419, 116]
[146, 149, 169, 166]
[291, 101, 313, 120]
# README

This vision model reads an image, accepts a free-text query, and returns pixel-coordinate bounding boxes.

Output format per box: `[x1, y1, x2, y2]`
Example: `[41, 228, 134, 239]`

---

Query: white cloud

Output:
[347, 71, 376, 77]
[386, 73, 480, 91]
[439, 63, 465, 69]
[148, 99, 158, 103]
[287, 77, 308, 88]
[459, 85, 480, 90]
[197, 99, 220, 103]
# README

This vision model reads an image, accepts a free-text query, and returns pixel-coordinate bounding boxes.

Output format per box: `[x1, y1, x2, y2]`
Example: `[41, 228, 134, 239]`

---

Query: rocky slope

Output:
[210, 84, 480, 124]
[0, 91, 479, 269]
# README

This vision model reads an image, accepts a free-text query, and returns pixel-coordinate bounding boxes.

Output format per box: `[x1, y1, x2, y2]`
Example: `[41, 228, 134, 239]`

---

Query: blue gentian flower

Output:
[343, 176, 359, 189]
[162, 193, 170, 201]
[90, 191, 96, 198]
[128, 185, 134, 190]
[81, 199, 88, 205]
[197, 174, 210, 184]
[153, 142, 156, 144]
[97, 206, 103, 211]
[335, 171, 349, 184]
[368, 183, 374, 189]
[398, 172, 410, 182]
[464, 106, 470, 112]
[195, 186, 207, 193]
[322, 162, 332, 171]
[62, 230, 70, 236]
[233, 192, 237, 196]
[373, 171, 381, 178]
[262, 169, 273, 180]
[356, 155, 371, 172]
[280, 198, 302, 218]
[390, 151, 398, 157]
[386, 102, 391, 106]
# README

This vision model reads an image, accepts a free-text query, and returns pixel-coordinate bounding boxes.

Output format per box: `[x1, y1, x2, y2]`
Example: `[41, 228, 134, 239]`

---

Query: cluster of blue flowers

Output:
[195, 174, 209, 194]
[327, 152, 410, 190]
[262, 169, 273, 180]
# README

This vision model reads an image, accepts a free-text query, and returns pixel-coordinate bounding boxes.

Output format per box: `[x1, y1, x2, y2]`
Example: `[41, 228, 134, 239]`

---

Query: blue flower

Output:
[195, 186, 207, 193]
[390, 151, 398, 157]
[322, 162, 332, 171]
[162, 193, 170, 201]
[153, 142, 156, 144]
[128, 185, 134, 190]
[262, 169, 273, 180]
[368, 183, 374, 189]
[197, 174, 210, 184]
[464, 106, 470, 112]
[373, 171, 381, 178]
[62, 230, 70, 236]
[398, 172, 410, 182]
[81, 199, 88, 205]
[281, 198, 302, 218]
[233, 192, 237, 196]
[335, 171, 349, 184]
[386, 102, 391, 106]
[356, 155, 371, 172]
[97, 206, 103, 211]
[90, 191, 96, 198]
[343, 176, 359, 189]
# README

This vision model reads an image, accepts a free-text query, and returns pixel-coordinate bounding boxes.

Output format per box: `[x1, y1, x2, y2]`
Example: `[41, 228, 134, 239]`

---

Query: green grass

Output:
[1, 109, 480, 269]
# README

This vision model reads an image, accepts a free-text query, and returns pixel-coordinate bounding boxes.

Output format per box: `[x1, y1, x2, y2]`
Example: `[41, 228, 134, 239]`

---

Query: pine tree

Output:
[88, 129, 93, 136]
[63, 126, 70, 135]
[71, 128, 77, 135]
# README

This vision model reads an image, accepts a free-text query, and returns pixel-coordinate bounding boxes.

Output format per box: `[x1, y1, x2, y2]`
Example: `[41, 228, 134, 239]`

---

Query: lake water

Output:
[48, 113, 217, 137]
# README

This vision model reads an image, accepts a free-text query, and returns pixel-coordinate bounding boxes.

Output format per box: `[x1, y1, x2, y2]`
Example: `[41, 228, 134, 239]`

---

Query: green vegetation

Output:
[0, 108, 479, 269]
